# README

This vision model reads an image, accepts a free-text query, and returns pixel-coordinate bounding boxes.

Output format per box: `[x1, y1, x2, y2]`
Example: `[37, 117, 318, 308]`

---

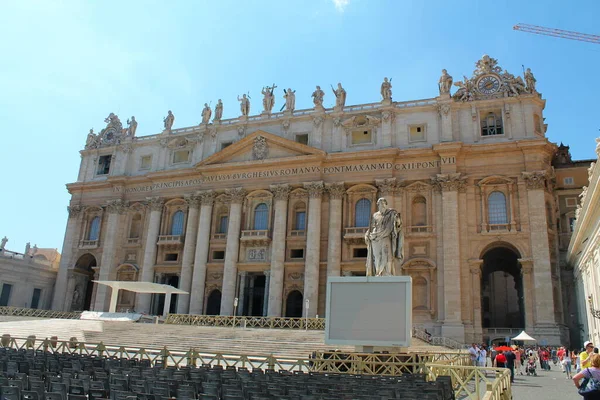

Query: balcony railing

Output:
[157, 235, 183, 245]
[410, 225, 431, 233]
[240, 230, 270, 241]
[79, 240, 99, 249]
[344, 227, 368, 236]
[488, 224, 510, 232]
[212, 233, 227, 240]
[289, 230, 306, 237]
[126, 237, 141, 246]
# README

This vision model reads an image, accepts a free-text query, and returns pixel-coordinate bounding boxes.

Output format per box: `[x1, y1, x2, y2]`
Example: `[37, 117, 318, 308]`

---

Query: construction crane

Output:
[513, 24, 600, 44]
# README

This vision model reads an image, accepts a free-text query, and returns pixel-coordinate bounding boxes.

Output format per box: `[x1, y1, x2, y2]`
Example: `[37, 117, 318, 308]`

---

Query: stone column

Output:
[220, 187, 246, 315]
[434, 173, 466, 341]
[137, 197, 164, 314]
[176, 195, 200, 314]
[326, 183, 345, 277]
[519, 259, 535, 331]
[237, 271, 248, 316]
[263, 271, 270, 316]
[189, 191, 215, 315]
[268, 184, 290, 316]
[303, 181, 324, 317]
[522, 171, 556, 325]
[52, 205, 84, 310]
[469, 260, 484, 341]
[94, 199, 127, 311]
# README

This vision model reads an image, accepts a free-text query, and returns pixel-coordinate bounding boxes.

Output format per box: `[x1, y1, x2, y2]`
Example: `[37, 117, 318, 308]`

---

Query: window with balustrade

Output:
[481, 111, 503, 136]
[171, 210, 185, 235]
[88, 216, 101, 241]
[488, 191, 508, 225]
[253, 203, 269, 230]
[411, 196, 427, 227]
[129, 213, 142, 238]
[355, 198, 371, 227]
[295, 210, 306, 230]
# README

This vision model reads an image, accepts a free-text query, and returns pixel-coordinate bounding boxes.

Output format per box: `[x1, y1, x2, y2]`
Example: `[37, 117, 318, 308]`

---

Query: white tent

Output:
[93, 281, 188, 316]
[512, 331, 536, 341]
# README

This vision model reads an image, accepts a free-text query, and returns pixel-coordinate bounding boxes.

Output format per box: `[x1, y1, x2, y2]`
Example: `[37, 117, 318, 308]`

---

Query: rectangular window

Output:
[563, 177, 574, 185]
[290, 249, 304, 259]
[295, 211, 306, 230]
[409, 125, 426, 142]
[565, 197, 578, 207]
[221, 142, 233, 150]
[481, 111, 503, 136]
[31, 288, 42, 309]
[96, 155, 112, 175]
[164, 253, 178, 262]
[0, 284, 13, 306]
[140, 155, 152, 170]
[295, 134, 309, 145]
[351, 130, 372, 145]
[353, 248, 368, 258]
[212, 250, 225, 260]
[173, 150, 190, 164]
[218, 216, 229, 234]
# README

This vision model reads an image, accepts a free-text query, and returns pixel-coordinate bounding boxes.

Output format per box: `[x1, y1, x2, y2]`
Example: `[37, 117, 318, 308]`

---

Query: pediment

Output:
[196, 130, 325, 168]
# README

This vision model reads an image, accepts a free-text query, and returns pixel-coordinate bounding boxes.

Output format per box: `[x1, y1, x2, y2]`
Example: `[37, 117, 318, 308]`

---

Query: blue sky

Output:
[1, 0, 599, 253]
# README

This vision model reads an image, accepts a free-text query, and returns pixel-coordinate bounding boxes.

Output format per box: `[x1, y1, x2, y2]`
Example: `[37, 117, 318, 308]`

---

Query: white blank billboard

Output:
[325, 276, 412, 347]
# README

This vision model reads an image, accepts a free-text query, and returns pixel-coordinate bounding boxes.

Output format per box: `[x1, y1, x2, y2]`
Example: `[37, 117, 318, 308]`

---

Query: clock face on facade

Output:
[477, 75, 501, 95]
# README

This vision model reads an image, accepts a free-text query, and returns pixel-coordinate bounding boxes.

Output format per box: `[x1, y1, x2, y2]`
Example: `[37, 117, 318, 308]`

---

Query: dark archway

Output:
[481, 246, 525, 329]
[73, 253, 97, 312]
[285, 290, 303, 318]
[206, 290, 222, 315]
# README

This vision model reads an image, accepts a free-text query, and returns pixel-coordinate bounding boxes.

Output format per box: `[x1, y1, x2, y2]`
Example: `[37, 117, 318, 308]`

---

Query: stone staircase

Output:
[0, 316, 103, 343]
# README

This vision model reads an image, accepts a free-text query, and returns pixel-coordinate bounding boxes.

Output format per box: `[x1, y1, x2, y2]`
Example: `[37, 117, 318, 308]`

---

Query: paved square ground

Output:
[511, 364, 580, 399]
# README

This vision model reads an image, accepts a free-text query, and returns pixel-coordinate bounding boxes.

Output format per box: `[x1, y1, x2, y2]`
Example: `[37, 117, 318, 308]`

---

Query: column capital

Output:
[303, 181, 325, 198]
[239, 271, 248, 278]
[375, 178, 397, 197]
[184, 194, 200, 209]
[226, 187, 247, 204]
[518, 258, 534, 273]
[521, 171, 547, 190]
[198, 190, 216, 206]
[146, 197, 165, 212]
[67, 205, 85, 218]
[468, 258, 484, 267]
[106, 199, 129, 214]
[326, 182, 346, 199]
[263, 270, 271, 277]
[432, 173, 467, 192]
[270, 184, 291, 201]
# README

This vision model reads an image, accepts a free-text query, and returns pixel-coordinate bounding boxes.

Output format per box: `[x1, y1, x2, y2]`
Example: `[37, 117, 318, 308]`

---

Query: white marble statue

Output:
[238, 94, 250, 116]
[31, 244, 38, 256]
[201, 103, 212, 124]
[438, 69, 453, 95]
[331, 83, 346, 108]
[284, 88, 296, 112]
[262, 85, 277, 113]
[127, 116, 137, 136]
[85, 129, 98, 149]
[364, 198, 404, 276]
[214, 99, 223, 121]
[25, 242, 31, 256]
[163, 110, 175, 131]
[312, 86, 324, 108]
[380, 77, 392, 101]
[0, 236, 7, 251]
[524, 68, 537, 93]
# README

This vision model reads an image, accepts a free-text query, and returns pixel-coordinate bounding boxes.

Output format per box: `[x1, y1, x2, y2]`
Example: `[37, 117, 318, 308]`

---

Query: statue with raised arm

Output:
[262, 84, 277, 113]
[214, 99, 223, 121]
[284, 88, 296, 112]
[85, 128, 99, 149]
[524, 68, 537, 93]
[312, 85, 324, 107]
[238, 94, 250, 116]
[364, 198, 404, 276]
[201, 103, 212, 124]
[331, 82, 346, 108]
[438, 69, 453, 95]
[380, 77, 392, 101]
[0, 236, 7, 251]
[163, 110, 175, 131]
[126, 116, 138, 136]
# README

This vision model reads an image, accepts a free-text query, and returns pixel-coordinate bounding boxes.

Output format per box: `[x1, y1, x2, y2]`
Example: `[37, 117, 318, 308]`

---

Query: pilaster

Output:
[268, 184, 290, 316]
[326, 183, 345, 278]
[519, 258, 535, 331]
[468, 259, 484, 341]
[176, 194, 200, 314]
[137, 197, 164, 313]
[303, 181, 324, 317]
[189, 190, 215, 314]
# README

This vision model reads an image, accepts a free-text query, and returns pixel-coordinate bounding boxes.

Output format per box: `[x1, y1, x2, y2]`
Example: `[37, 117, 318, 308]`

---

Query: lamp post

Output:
[305, 299, 310, 331]
[233, 297, 239, 327]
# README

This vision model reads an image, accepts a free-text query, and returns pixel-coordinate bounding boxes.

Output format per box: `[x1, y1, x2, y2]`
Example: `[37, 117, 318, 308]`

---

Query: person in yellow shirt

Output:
[581, 341, 595, 369]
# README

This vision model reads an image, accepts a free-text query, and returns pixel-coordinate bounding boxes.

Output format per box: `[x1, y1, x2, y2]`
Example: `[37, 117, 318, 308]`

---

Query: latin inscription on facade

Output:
[113, 157, 456, 193]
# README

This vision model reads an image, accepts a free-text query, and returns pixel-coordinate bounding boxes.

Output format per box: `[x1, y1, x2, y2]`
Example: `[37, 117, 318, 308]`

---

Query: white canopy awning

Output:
[512, 331, 536, 341]
[92, 281, 187, 315]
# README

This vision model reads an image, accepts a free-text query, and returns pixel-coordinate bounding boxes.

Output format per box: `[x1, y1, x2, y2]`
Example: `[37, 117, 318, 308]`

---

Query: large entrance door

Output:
[285, 290, 303, 317]
[72, 254, 97, 311]
[241, 274, 266, 316]
[481, 246, 525, 329]
[206, 290, 221, 315]
[152, 274, 179, 315]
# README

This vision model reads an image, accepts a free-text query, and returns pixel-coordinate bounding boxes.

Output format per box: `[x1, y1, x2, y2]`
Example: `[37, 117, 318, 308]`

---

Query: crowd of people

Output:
[468, 340, 600, 398]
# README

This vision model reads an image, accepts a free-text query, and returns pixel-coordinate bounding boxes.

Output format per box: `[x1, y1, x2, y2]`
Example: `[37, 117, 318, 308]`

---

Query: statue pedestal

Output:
[380, 99, 392, 106]
[325, 276, 412, 348]
[313, 105, 325, 114]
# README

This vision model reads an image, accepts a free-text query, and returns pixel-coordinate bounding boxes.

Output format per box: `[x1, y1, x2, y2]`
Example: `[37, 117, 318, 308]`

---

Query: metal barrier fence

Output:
[0, 306, 81, 319]
[166, 314, 326, 330]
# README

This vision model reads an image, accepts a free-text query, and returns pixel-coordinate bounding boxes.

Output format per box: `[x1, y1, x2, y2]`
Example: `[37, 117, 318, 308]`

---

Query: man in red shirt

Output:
[541, 348, 550, 371]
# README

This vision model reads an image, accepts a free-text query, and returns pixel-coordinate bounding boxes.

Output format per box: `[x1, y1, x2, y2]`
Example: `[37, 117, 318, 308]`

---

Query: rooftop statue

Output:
[474, 54, 502, 75]
[201, 103, 212, 124]
[103, 113, 123, 132]
[438, 69, 453, 95]
[238, 94, 250, 116]
[331, 82, 346, 108]
[283, 88, 296, 112]
[262, 84, 277, 113]
[214, 99, 223, 122]
[0, 236, 7, 251]
[126, 116, 137, 136]
[85, 128, 99, 149]
[163, 110, 175, 131]
[501, 71, 526, 97]
[380, 77, 392, 101]
[524, 68, 537, 93]
[364, 198, 404, 276]
[312, 85, 324, 108]
[453, 76, 475, 102]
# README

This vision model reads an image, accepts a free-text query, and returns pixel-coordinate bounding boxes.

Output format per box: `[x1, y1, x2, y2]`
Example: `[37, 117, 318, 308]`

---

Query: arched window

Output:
[88, 217, 100, 240]
[294, 202, 306, 230]
[355, 198, 371, 227]
[488, 191, 508, 224]
[481, 112, 503, 136]
[253, 203, 268, 230]
[171, 211, 184, 235]
[129, 213, 142, 238]
[411, 197, 427, 226]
